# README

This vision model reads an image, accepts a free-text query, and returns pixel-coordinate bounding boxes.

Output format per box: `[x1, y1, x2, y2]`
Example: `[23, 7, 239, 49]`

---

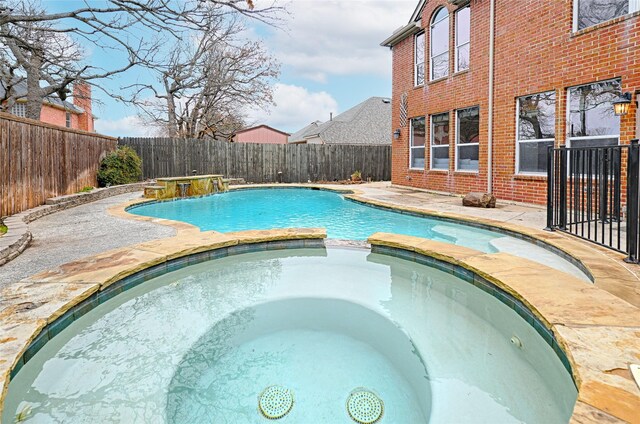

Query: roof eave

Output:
[380, 21, 422, 48]
[410, 0, 426, 22]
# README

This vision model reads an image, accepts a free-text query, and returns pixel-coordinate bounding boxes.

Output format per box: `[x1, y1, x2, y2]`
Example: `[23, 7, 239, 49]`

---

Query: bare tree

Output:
[132, 16, 279, 139]
[0, 0, 282, 120]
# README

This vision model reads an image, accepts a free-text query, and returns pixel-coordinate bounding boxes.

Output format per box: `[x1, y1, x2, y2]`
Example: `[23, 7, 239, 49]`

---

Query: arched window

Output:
[430, 7, 449, 80]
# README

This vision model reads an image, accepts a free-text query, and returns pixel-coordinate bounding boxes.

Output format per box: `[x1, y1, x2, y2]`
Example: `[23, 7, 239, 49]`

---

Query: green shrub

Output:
[97, 146, 142, 187]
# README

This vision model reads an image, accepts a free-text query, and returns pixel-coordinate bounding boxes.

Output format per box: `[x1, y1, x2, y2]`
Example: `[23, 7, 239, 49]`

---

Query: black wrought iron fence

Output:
[546, 139, 640, 263]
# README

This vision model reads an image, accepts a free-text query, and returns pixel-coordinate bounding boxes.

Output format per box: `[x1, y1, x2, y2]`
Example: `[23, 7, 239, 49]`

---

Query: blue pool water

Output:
[130, 188, 590, 280]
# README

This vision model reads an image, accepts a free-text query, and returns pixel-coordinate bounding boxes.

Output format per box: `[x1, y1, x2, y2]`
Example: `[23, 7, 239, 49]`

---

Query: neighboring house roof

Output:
[288, 121, 322, 143]
[234, 124, 290, 137]
[0, 80, 84, 114]
[290, 97, 392, 146]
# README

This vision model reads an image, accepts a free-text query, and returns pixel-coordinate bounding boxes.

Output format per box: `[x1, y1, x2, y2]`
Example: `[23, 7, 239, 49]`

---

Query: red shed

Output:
[233, 125, 290, 144]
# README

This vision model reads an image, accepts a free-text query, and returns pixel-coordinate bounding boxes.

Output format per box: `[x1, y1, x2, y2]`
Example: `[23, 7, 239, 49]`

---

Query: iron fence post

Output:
[559, 144, 567, 230]
[545, 145, 555, 231]
[600, 148, 609, 223]
[625, 139, 639, 263]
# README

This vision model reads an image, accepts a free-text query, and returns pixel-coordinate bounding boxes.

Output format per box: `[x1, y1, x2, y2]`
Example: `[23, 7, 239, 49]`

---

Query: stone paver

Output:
[352, 182, 548, 229]
[0, 192, 175, 288]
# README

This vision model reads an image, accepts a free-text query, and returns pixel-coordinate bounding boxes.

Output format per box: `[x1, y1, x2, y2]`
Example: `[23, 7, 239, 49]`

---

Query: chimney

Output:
[330, 112, 333, 121]
[73, 82, 93, 132]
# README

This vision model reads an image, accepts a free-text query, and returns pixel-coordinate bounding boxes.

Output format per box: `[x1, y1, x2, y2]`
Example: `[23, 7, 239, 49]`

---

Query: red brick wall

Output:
[391, 0, 640, 204]
[73, 82, 94, 132]
[40, 105, 79, 129]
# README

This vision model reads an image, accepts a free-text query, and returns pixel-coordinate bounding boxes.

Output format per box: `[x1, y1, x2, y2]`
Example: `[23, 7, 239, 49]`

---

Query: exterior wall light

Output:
[613, 92, 632, 116]
[393, 129, 401, 140]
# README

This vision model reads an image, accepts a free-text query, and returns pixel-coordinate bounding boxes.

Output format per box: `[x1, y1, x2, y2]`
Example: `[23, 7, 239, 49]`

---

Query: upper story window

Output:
[431, 112, 450, 170]
[430, 7, 449, 81]
[10, 103, 26, 118]
[415, 32, 425, 86]
[567, 79, 621, 148]
[516, 91, 556, 174]
[574, 0, 639, 31]
[455, 6, 470, 72]
[410, 117, 426, 169]
[456, 107, 479, 171]
[66, 112, 72, 128]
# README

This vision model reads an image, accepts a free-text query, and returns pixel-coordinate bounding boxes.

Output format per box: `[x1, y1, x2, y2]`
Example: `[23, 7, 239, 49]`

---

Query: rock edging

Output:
[0, 183, 147, 267]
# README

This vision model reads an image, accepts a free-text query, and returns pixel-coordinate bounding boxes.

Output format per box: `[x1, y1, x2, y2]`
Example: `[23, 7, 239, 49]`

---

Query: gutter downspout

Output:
[487, 0, 495, 193]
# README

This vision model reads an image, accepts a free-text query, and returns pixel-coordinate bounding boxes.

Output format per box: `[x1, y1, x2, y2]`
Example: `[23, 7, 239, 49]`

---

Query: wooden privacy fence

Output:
[120, 138, 391, 183]
[0, 113, 117, 217]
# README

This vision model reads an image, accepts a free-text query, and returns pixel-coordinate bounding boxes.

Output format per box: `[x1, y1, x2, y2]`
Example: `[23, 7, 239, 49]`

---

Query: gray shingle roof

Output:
[0, 80, 84, 114]
[289, 97, 391, 145]
[288, 120, 322, 143]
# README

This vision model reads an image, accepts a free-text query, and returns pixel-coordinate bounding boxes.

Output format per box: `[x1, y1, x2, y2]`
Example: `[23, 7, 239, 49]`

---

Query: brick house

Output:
[382, 0, 639, 204]
[0, 81, 94, 132]
[232, 125, 290, 144]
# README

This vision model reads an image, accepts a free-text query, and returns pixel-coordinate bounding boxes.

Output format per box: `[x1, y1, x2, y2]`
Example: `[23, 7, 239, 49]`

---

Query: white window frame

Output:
[409, 117, 426, 170]
[455, 6, 470, 73]
[430, 113, 449, 170]
[10, 102, 26, 118]
[572, 0, 640, 32]
[430, 7, 449, 81]
[455, 107, 479, 172]
[65, 112, 72, 128]
[414, 31, 425, 86]
[515, 91, 556, 175]
[565, 79, 621, 148]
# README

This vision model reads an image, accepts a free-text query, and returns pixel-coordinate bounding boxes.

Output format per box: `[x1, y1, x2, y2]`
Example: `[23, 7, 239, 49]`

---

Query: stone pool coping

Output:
[112, 184, 640, 308]
[0, 228, 637, 422]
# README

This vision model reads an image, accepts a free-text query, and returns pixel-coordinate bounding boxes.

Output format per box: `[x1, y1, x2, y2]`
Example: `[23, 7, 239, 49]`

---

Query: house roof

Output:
[288, 121, 322, 143]
[0, 80, 84, 114]
[381, 0, 470, 47]
[410, 0, 426, 22]
[234, 124, 290, 137]
[290, 97, 392, 146]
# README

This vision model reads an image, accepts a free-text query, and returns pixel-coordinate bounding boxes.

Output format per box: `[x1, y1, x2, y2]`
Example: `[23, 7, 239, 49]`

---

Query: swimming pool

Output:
[2, 248, 577, 423]
[129, 188, 590, 281]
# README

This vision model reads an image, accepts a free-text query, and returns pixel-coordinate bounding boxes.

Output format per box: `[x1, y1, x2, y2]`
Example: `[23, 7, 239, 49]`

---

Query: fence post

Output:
[625, 139, 639, 263]
[559, 144, 567, 230]
[545, 145, 555, 231]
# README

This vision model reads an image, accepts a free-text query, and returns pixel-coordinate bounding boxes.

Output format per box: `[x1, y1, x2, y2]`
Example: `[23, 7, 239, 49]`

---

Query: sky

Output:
[68, 0, 417, 137]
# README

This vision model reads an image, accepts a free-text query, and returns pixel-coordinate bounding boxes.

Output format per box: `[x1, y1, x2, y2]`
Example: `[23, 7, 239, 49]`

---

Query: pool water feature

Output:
[129, 188, 590, 281]
[3, 248, 577, 423]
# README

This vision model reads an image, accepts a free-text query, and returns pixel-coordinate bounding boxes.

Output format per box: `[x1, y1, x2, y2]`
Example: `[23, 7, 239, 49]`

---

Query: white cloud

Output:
[246, 83, 338, 132]
[94, 115, 153, 137]
[267, 0, 415, 82]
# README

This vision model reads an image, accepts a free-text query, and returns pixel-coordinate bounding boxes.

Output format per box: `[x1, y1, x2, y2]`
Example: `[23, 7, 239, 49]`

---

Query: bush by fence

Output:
[119, 137, 391, 183]
[0, 113, 117, 217]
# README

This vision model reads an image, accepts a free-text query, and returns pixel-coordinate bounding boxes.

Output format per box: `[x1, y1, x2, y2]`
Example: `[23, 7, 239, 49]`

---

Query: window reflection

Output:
[576, 0, 629, 30]
[430, 8, 449, 80]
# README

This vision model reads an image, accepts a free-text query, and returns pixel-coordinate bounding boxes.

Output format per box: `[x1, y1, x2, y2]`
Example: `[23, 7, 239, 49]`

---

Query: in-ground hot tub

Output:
[3, 247, 577, 423]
